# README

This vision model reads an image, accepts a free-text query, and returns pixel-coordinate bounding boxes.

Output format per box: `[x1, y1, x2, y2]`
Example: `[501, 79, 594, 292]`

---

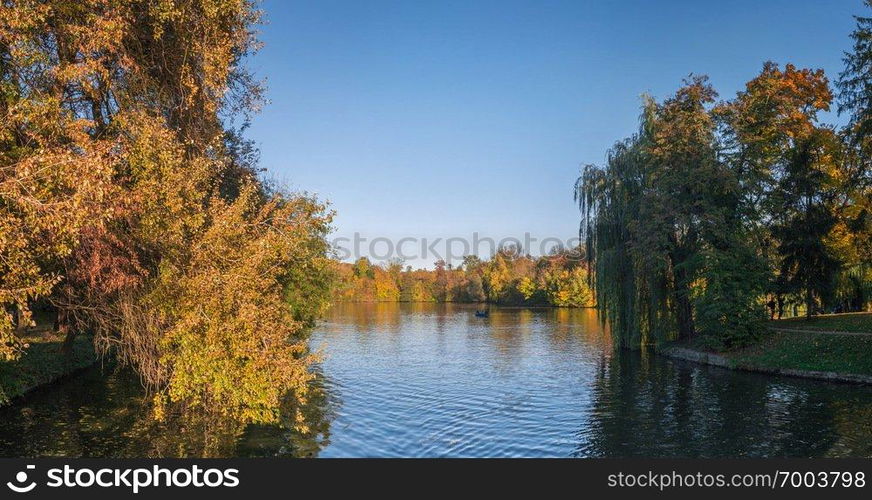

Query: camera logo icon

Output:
[7, 465, 37, 493]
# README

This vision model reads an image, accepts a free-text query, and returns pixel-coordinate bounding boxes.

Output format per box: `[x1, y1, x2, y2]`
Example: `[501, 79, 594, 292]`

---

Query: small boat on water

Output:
[474, 310, 489, 318]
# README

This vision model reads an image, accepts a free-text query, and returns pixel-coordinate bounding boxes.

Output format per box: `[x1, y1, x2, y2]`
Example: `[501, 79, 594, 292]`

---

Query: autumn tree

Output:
[579, 76, 766, 348]
[0, 0, 334, 426]
[332, 250, 594, 307]
[717, 63, 838, 318]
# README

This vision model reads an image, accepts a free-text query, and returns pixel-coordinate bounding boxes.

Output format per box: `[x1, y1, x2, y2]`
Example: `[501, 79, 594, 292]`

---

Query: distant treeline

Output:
[334, 247, 594, 307]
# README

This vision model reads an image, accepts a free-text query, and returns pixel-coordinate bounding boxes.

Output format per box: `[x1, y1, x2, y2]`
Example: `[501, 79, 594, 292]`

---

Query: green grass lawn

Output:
[0, 334, 97, 404]
[769, 312, 872, 333]
[666, 312, 872, 378]
[727, 329, 872, 376]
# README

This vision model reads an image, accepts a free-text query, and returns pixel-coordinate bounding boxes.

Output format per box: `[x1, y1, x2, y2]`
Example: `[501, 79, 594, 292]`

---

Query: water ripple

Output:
[311, 303, 872, 458]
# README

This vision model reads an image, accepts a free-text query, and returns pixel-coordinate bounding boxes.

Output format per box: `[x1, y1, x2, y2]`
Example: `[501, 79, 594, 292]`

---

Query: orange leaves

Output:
[0, 132, 117, 360]
[0, 1, 314, 428]
[723, 61, 832, 146]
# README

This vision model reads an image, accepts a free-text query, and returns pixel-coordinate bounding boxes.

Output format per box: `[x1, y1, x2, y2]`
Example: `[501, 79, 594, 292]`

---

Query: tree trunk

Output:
[56, 309, 76, 355]
[675, 290, 695, 341]
[674, 268, 695, 342]
[14, 303, 28, 336]
[805, 287, 814, 319]
[61, 329, 78, 355]
[668, 236, 696, 343]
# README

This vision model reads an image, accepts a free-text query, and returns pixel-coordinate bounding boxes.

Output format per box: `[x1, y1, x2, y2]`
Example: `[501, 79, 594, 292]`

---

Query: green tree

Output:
[717, 62, 835, 317]
[694, 243, 768, 349]
[836, 1, 872, 312]
[773, 128, 844, 317]
[641, 76, 729, 341]
[838, 0, 872, 142]
[578, 76, 762, 348]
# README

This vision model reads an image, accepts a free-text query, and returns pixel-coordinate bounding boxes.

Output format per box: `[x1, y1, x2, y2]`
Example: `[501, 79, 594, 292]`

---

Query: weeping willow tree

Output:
[575, 93, 668, 349]
[576, 138, 646, 349]
[575, 95, 682, 350]
[576, 76, 762, 350]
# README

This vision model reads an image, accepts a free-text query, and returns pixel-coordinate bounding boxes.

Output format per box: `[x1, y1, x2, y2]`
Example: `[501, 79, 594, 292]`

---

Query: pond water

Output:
[0, 303, 870, 457]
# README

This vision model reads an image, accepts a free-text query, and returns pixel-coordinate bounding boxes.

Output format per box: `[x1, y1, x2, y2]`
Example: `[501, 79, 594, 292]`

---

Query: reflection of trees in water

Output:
[483, 309, 528, 365]
[326, 302, 403, 333]
[577, 352, 871, 457]
[0, 365, 337, 458]
[121, 409, 247, 458]
[825, 401, 872, 457]
[548, 308, 611, 350]
[120, 371, 336, 458]
[238, 371, 336, 458]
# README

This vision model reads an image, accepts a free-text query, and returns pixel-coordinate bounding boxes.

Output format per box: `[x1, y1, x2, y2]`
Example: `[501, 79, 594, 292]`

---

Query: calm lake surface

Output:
[1, 303, 870, 457]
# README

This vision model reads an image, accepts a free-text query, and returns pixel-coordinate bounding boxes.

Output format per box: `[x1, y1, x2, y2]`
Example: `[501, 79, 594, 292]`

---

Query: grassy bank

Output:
[769, 312, 872, 333]
[660, 312, 872, 382]
[0, 334, 98, 404]
[729, 330, 872, 376]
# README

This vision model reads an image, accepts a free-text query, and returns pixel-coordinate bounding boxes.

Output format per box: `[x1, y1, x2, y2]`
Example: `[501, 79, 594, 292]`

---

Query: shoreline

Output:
[0, 335, 100, 405]
[332, 301, 596, 308]
[657, 344, 872, 385]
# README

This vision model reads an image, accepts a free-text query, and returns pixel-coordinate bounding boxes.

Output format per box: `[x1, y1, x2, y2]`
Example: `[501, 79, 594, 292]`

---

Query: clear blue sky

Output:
[247, 0, 863, 267]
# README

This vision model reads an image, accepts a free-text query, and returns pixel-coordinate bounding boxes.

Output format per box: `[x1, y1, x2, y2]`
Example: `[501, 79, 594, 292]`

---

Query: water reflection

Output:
[316, 303, 871, 457]
[0, 364, 335, 457]
[0, 302, 870, 457]
[578, 351, 872, 457]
